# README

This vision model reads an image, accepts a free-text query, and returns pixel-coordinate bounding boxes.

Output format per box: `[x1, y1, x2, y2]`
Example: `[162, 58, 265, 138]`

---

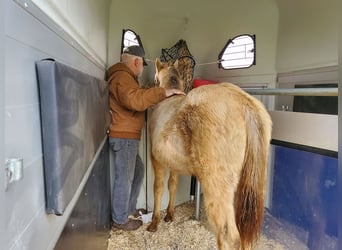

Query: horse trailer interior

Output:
[1, 0, 341, 249]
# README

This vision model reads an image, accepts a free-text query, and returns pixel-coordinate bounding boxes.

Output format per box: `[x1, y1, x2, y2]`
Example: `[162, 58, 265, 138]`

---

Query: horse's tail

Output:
[235, 101, 272, 249]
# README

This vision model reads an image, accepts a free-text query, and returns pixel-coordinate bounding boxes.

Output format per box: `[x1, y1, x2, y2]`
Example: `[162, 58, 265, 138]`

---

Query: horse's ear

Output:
[174, 59, 179, 69]
[155, 58, 162, 73]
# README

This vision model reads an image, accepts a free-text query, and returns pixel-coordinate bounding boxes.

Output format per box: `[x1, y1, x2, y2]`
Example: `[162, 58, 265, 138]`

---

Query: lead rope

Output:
[196, 59, 224, 66]
[106, 75, 115, 135]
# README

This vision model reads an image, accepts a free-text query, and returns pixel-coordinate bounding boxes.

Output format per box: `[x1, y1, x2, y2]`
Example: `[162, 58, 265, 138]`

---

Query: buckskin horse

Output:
[147, 58, 272, 250]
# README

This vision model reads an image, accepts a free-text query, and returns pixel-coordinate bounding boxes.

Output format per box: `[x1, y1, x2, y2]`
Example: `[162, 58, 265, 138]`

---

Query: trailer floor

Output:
[107, 199, 337, 250]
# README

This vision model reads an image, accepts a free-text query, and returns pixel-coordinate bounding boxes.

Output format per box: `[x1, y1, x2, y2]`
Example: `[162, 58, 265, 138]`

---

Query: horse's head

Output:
[155, 58, 185, 91]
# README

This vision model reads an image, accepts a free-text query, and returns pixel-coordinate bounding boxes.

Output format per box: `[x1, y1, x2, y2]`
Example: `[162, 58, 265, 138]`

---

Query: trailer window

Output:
[218, 34, 256, 70]
[121, 29, 144, 53]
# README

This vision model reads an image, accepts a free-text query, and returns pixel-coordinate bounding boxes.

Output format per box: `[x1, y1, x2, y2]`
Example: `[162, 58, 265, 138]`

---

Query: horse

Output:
[146, 58, 272, 250]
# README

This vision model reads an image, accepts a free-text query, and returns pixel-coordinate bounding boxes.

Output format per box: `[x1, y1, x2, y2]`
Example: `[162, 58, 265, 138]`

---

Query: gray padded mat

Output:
[36, 59, 109, 215]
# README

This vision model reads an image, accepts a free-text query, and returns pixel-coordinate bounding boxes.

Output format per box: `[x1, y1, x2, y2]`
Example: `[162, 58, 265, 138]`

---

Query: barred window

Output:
[218, 34, 256, 70]
[121, 29, 144, 53]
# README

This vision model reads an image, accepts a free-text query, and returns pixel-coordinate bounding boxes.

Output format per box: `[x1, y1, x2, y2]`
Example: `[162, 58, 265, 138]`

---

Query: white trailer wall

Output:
[276, 0, 338, 72]
[0, 0, 6, 248]
[1, 1, 109, 249]
[108, 0, 278, 87]
[31, 0, 109, 67]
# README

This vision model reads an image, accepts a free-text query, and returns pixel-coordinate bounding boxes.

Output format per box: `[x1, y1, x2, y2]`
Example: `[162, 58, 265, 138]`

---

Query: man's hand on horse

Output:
[165, 89, 186, 97]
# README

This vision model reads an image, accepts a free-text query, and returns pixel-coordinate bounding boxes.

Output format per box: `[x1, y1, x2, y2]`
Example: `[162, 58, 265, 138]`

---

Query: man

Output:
[107, 45, 184, 231]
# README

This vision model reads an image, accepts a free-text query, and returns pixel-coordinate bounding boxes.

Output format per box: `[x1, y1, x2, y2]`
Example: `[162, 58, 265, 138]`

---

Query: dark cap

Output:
[123, 45, 148, 66]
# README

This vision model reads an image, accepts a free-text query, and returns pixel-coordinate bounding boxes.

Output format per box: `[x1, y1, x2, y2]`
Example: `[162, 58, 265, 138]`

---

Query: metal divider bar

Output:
[243, 87, 338, 96]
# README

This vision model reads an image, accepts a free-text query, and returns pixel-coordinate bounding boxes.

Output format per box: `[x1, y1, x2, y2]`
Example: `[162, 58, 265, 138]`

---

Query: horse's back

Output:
[149, 84, 239, 172]
[149, 82, 271, 176]
[187, 82, 271, 134]
[187, 83, 263, 110]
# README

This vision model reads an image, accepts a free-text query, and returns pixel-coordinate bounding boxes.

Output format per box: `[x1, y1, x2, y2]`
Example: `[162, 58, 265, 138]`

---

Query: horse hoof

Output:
[164, 214, 174, 222]
[147, 224, 157, 232]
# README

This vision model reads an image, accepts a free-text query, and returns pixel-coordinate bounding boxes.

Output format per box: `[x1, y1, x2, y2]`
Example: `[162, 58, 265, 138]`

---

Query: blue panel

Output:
[36, 59, 110, 215]
[271, 145, 338, 249]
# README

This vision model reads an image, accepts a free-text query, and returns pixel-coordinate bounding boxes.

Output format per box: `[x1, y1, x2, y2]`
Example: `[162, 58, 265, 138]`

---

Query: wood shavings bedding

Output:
[107, 201, 309, 250]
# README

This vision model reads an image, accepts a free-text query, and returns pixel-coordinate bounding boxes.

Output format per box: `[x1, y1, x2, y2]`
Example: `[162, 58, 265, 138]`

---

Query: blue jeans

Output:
[109, 137, 144, 224]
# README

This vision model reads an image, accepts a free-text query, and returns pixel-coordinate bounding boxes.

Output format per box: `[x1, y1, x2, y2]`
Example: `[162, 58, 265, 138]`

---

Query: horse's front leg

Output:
[147, 157, 166, 232]
[164, 171, 178, 222]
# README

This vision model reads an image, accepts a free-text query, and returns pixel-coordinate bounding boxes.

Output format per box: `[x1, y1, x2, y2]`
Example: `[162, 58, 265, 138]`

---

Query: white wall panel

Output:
[0, 0, 6, 248]
[4, 158, 45, 250]
[270, 111, 338, 152]
[5, 39, 42, 107]
[276, 0, 338, 72]
[27, 0, 110, 67]
[2, 1, 109, 249]
[6, 0, 106, 78]
[5, 103, 42, 171]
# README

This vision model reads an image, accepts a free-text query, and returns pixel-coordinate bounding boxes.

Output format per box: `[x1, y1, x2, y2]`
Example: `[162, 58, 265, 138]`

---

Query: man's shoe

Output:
[112, 219, 143, 231]
[132, 208, 147, 218]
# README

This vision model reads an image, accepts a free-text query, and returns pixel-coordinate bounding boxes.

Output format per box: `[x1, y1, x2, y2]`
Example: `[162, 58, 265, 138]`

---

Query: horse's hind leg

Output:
[164, 171, 178, 222]
[201, 177, 241, 250]
[147, 158, 166, 232]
